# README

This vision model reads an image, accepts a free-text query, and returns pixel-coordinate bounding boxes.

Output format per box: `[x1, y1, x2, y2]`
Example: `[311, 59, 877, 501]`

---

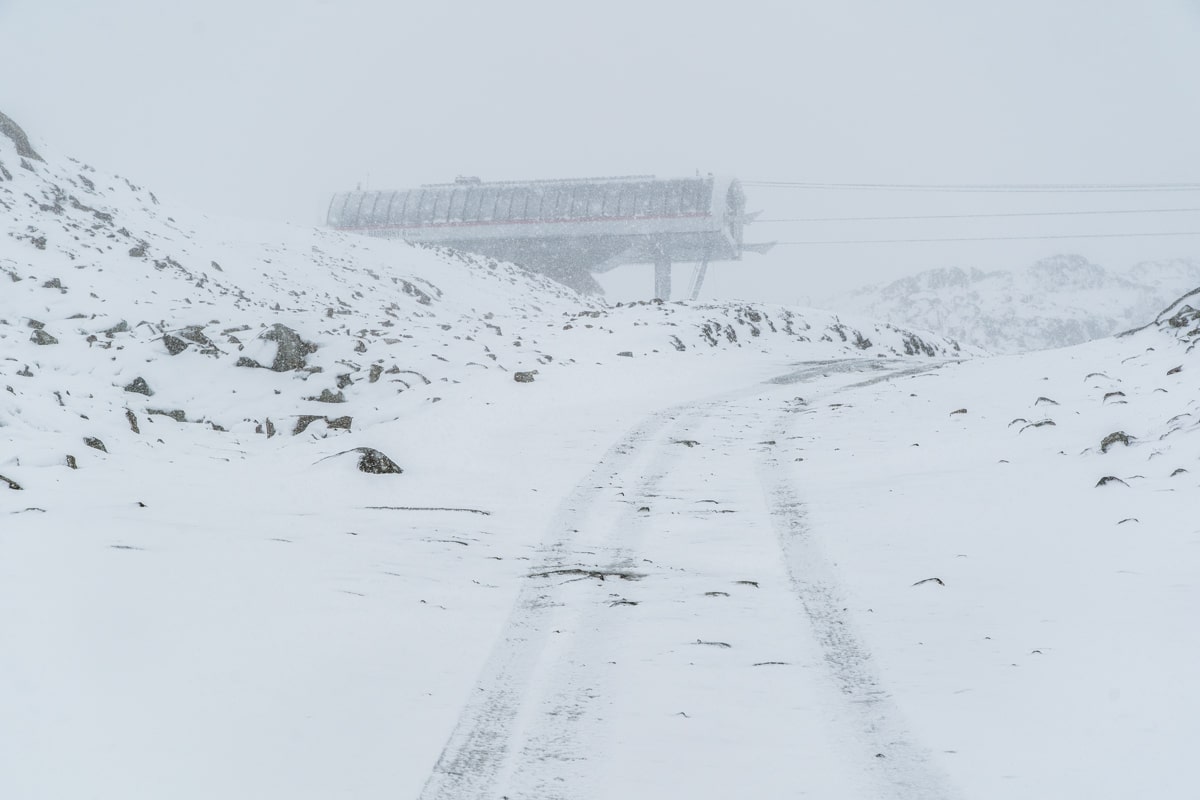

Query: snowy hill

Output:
[824, 253, 1200, 354]
[4, 111, 1199, 800]
[0, 110, 965, 470]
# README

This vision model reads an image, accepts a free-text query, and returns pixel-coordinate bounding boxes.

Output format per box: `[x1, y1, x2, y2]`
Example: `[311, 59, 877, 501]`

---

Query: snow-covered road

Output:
[420, 360, 959, 799]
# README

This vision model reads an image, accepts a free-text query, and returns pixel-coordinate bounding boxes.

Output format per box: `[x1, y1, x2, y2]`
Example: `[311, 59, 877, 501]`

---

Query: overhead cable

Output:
[772, 230, 1200, 246]
[745, 180, 1200, 194]
[757, 207, 1200, 224]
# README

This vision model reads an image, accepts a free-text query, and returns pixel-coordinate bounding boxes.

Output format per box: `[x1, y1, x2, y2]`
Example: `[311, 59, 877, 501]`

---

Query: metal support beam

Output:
[689, 251, 712, 301]
[654, 256, 671, 300]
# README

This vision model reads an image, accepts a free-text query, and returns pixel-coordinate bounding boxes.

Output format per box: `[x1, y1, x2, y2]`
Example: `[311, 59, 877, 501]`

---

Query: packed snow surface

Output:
[3, 117, 1198, 799]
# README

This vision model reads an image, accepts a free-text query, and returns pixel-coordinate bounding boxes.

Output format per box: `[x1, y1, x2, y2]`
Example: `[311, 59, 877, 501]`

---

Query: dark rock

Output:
[26, 319, 44, 329]
[369, 364, 383, 383]
[162, 334, 188, 355]
[84, 437, 107, 452]
[617, 351, 633, 357]
[42, 277, 63, 289]
[1095, 476, 1128, 488]
[235, 356, 263, 368]
[293, 415, 323, 435]
[30, 329, 57, 345]
[0, 111, 44, 161]
[123, 377, 154, 396]
[260, 323, 317, 372]
[335, 373, 353, 389]
[326, 416, 353, 431]
[0, 473, 21, 490]
[1100, 431, 1134, 453]
[125, 409, 140, 433]
[65, 455, 77, 469]
[104, 320, 129, 337]
[310, 389, 345, 403]
[514, 370, 537, 383]
[352, 447, 403, 474]
[950, 408, 968, 415]
[147, 408, 186, 422]
[128, 244, 147, 258]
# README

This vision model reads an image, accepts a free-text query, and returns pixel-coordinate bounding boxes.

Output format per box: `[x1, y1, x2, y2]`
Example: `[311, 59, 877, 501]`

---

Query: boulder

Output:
[261, 323, 317, 372]
[123, 377, 154, 396]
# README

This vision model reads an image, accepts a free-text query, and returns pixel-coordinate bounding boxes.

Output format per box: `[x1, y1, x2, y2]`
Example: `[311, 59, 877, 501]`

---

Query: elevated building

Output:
[326, 175, 771, 298]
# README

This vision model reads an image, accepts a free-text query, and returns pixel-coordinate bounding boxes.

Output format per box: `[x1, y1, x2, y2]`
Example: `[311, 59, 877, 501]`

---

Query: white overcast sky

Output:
[2, 0, 1199, 300]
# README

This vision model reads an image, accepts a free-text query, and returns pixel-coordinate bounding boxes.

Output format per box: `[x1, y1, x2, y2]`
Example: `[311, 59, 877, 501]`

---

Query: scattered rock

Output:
[1100, 431, 1134, 453]
[1095, 476, 1128, 488]
[30, 329, 58, 345]
[147, 408, 186, 423]
[123, 376, 154, 396]
[260, 323, 317, 372]
[84, 437, 107, 452]
[65, 455, 77, 469]
[309, 389, 345, 403]
[125, 409, 140, 433]
[326, 415, 352, 431]
[293, 415, 323, 435]
[514, 370, 537, 383]
[351, 447, 403, 474]
[162, 334, 188, 355]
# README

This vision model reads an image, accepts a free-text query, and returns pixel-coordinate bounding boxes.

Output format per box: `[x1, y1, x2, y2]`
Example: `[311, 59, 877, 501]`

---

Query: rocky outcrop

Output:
[0, 111, 43, 162]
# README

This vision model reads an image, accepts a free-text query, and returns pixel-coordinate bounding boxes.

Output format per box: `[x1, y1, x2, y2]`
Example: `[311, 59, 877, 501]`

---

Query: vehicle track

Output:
[417, 359, 958, 799]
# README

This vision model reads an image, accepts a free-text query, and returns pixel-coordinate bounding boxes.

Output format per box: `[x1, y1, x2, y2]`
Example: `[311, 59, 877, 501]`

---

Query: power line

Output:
[757, 207, 1200, 224]
[772, 230, 1200, 246]
[745, 180, 1200, 193]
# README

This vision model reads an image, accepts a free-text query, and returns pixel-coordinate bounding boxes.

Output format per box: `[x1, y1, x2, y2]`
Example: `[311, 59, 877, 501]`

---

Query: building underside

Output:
[327, 175, 770, 299]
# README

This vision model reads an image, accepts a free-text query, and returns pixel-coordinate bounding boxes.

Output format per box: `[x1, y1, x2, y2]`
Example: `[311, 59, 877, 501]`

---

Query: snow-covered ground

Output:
[3, 115, 1199, 799]
[824, 254, 1200, 354]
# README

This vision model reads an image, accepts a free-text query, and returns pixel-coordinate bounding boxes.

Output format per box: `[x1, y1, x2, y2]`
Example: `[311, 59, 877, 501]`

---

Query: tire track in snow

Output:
[417, 359, 951, 799]
[417, 396, 726, 800]
[758, 363, 962, 800]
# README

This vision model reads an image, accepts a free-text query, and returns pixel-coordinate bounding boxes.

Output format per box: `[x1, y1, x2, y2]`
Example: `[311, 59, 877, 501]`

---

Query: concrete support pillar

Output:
[654, 256, 671, 301]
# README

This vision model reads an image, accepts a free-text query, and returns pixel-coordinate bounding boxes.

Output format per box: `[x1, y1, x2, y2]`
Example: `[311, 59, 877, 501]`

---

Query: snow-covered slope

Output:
[824, 253, 1200, 354]
[0, 111, 964, 480]
[5, 112, 1197, 800]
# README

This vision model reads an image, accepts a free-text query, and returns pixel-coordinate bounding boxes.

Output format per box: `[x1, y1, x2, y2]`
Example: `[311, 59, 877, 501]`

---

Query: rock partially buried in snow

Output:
[162, 334, 188, 355]
[514, 370, 537, 383]
[30, 329, 57, 345]
[260, 323, 317, 372]
[0, 474, 22, 490]
[323, 447, 403, 474]
[123, 377, 154, 396]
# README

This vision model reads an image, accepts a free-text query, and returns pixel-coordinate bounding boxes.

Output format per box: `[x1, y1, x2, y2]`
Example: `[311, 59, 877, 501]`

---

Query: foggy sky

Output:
[2, 0, 1199, 301]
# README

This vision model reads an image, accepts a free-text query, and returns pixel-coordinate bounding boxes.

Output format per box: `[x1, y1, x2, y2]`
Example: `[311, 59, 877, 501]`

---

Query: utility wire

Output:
[757, 207, 1200, 224]
[772, 230, 1200, 246]
[745, 180, 1200, 193]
